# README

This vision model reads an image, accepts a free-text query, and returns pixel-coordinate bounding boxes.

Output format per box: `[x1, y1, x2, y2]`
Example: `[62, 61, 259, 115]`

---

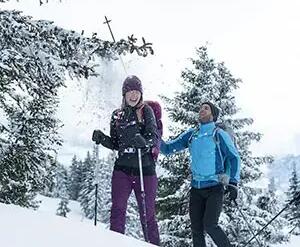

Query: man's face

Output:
[125, 90, 142, 106]
[199, 104, 213, 122]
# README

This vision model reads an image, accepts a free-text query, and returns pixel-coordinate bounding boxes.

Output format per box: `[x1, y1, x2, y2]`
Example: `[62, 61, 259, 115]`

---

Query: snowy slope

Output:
[0, 195, 300, 246]
[273, 235, 300, 247]
[36, 195, 87, 223]
[0, 198, 154, 247]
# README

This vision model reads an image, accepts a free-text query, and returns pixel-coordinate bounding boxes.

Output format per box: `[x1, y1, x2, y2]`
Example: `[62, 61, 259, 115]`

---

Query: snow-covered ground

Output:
[0, 195, 299, 247]
[0, 195, 154, 247]
[273, 235, 300, 247]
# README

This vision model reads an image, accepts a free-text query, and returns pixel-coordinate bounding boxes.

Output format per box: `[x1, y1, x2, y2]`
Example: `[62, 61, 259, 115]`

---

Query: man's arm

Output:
[160, 128, 194, 155]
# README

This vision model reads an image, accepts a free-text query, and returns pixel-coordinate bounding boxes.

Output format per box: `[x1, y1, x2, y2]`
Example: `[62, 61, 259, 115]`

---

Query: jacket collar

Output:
[197, 121, 216, 134]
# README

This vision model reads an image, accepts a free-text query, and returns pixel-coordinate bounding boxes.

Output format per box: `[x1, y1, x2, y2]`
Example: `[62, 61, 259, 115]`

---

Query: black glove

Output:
[92, 130, 105, 145]
[131, 133, 147, 149]
[225, 183, 238, 201]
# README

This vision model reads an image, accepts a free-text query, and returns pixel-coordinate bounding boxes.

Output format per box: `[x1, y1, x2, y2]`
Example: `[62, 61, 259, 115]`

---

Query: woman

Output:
[92, 75, 160, 245]
[160, 101, 240, 247]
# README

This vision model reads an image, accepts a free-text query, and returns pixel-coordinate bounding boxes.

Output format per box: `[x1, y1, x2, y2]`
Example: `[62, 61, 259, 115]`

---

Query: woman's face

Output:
[125, 90, 142, 106]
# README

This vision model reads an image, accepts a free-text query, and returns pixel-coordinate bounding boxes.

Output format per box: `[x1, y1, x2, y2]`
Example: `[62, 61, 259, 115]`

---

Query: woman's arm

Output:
[101, 110, 119, 150]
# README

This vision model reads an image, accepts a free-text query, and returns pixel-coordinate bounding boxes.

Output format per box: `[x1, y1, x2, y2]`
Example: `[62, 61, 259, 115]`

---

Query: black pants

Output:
[189, 184, 231, 247]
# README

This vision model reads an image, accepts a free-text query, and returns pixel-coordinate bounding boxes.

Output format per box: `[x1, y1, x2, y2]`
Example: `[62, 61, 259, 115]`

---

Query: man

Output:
[160, 101, 240, 247]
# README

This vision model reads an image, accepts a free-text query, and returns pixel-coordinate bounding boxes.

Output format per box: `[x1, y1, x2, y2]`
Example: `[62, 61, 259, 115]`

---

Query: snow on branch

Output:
[0, 10, 153, 81]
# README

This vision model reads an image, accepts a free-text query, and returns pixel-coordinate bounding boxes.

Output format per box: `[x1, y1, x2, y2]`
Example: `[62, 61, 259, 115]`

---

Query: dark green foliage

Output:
[68, 155, 83, 201]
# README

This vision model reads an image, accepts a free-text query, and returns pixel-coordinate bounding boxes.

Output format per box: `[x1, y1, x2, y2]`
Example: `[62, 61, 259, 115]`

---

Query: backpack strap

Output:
[188, 126, 200, 145]
[213, 127, 225, 165]
[136, 103, 146, 123]
[214, 128, 232, 183]
[213, 127, 220, 144]
[140, 102, 163, 137]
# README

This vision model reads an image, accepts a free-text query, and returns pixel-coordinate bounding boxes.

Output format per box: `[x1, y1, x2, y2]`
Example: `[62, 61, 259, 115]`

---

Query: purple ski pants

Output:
[110, 170, 160, 246]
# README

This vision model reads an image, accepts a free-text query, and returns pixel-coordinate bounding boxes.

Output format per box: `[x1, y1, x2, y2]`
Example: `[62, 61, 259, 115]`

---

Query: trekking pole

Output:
[137, 148, 149, 242]
[233, 200, 263, 247]
[94, 144, 100, 226]
[94, 183, 98, 226]
[243, 192, 300, 247]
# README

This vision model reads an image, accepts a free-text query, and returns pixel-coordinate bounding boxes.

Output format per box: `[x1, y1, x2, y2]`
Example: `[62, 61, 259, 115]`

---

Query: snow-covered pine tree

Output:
[78, 151, 96, 219]
[56, 197, 71, 217]
[68, 155, 83, 201]
[53, 162, 68, 198]
[54, 162, 70, 217]
[0, 9, 153, 207]
[39, 154, 57, 197]
[95, 152, 113, 224]
[77, 146, 111, 223]
[268, 177, 276, 194]
[285, 162, 300, 235]
[257, 176, 280, 214]
[255, 185, 288, 243]
[157, 46, 287, 247]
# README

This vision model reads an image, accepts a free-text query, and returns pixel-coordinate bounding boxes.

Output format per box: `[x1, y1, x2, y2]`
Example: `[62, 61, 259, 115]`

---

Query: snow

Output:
[273, 235, 300, 247]
[0, 195, 155, 247]
[0, 195, 299, 246]
[36, 194, 85, 222]
[1, 3, 300, 247]
[0, 62, 11, 70]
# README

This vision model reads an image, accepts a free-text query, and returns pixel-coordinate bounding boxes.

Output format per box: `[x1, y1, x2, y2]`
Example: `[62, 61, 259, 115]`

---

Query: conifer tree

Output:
[53, 163, 68, 197]
[68, 155, 83, 201]
[0, 9, 153, 207]
[78, 151, 95, 218]
[286, 162, 300, 235]
[40, 155, 57, 197]
[157, 46, 287, 247]
[54, 162, 70, 217]
[95, 152, 113, 224]
[268, 177, 276, 194]
[56, 197, 70, 217]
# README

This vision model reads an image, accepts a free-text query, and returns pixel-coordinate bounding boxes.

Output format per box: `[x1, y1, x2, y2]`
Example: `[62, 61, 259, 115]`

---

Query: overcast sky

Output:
[3, 0, 300, 164]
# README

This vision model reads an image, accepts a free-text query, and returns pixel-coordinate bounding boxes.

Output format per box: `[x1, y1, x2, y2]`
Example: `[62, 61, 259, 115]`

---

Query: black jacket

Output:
[101, 104, 158, 175]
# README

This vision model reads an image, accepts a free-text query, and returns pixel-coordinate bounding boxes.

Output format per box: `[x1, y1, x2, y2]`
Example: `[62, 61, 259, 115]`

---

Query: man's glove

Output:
[92, 130, 106, 145]
[225, 183, 238, 201]
[132, 133, 147, 149]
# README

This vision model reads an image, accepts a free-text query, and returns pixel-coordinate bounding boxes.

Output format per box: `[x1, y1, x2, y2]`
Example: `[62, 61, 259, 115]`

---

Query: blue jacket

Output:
[160, 122, 240, 189]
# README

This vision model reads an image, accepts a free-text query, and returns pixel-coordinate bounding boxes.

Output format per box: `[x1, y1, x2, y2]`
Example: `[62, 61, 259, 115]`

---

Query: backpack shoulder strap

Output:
[188, 126, 200, 145]
[213, 127, 225, 164]
[135, 103, 146, 123]
[213, 126, 221, 144]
